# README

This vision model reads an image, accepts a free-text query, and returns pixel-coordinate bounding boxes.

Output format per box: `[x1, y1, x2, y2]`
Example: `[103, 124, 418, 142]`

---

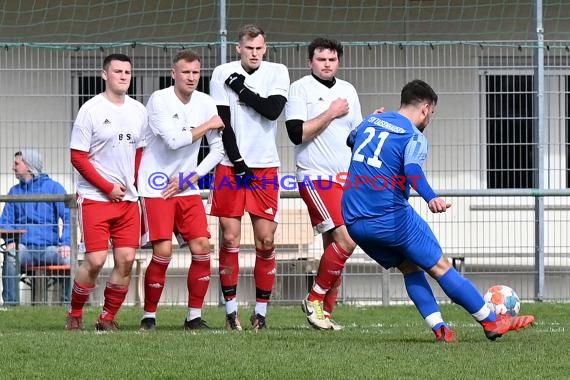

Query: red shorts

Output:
[298, 180, 344, 235]
[78, 197, 140, 252]
[141, 195, 210, 243]
[207, 164, 279, 222]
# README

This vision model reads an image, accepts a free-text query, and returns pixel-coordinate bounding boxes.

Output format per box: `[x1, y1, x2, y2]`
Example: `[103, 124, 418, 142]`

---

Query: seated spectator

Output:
[1, 149, 71, 305]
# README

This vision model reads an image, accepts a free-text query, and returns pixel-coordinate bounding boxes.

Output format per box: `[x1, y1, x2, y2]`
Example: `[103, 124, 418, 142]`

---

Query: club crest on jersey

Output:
[103, 119, 111, 125]
[172, 113, 179, 119]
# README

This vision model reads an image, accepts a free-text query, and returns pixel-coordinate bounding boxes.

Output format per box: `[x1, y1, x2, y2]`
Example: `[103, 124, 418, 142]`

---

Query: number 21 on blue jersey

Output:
[352, 127, 389, 168]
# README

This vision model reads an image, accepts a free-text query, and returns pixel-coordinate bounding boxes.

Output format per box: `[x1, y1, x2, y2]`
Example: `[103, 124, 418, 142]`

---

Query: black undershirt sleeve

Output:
[285, 119, 303, 145]
[238, 91, 287, 121]
[217, 105, 243, 163]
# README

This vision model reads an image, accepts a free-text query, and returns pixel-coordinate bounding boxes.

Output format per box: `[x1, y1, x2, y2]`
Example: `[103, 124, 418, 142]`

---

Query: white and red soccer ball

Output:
[483, 285, 521, 316]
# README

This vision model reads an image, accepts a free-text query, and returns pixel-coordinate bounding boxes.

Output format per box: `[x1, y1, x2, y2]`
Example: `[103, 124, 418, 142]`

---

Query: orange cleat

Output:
[434, 325, 456, 343]
[481, 314, 535, 341]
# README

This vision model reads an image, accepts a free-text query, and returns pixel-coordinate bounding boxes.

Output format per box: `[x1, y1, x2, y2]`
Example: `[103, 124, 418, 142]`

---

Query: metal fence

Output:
[3, 188, 570, 306]
[2, 1, 570, 306]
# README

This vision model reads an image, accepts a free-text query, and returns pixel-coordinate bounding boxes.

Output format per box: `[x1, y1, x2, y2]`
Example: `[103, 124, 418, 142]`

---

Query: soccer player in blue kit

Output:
[341, 79, 535, 342]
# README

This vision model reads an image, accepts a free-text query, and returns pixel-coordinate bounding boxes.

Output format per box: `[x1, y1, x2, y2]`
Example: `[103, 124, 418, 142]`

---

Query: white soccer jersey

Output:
[210, 60, 290, 168]
[70, 94, 147, 202]
[285, 75, 362, 183]
[138, 86, 224, 197]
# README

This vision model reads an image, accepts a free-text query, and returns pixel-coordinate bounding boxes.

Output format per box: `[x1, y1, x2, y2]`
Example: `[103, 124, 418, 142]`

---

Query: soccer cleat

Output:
[250, 313, 267, 331]
[225, 311, 243, 331]
[65, 315, 83, 331]
[301, 297, 333, 330]
[139, 317, 156, 332]
[481, 314, 535, 341]
[327, 318, 344, 331]
[323, 311, 344, 331]
[183, 317, 210, 330]
[434, 325, 456, 343]
[95, 318, 119, 332]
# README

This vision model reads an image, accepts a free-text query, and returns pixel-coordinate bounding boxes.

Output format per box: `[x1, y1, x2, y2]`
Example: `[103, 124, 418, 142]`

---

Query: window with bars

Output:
[485, 75, 535, 189]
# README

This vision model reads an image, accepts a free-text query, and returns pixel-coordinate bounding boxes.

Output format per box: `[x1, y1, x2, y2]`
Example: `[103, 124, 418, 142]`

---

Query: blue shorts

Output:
[346, 206, 442, 270]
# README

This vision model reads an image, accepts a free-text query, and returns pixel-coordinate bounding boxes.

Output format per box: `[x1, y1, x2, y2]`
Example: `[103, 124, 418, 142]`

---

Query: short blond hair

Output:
[238, 24, 265, 42]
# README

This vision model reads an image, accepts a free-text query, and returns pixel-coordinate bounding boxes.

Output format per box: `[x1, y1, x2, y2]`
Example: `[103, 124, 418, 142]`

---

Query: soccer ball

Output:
[483, 285, 521, 316]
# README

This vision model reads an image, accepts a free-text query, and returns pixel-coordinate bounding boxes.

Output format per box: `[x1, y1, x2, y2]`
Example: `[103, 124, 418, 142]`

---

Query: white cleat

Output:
[327, 318, 344, 331]
[301, 297, 333, 330]
[323, 311, 344, 331]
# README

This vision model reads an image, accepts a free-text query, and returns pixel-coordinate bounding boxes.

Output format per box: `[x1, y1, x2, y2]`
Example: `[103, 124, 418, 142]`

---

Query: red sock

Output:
[254, 247, 276, 303]
[99, 282, 128, 321]
[187, 252, 211, 308]
[309, 242, 350, 302]
[143, 254, 171, 313]
[323, 277, 342, 314]
[219, 246, 239, 301]
[69, 280, 95, 318]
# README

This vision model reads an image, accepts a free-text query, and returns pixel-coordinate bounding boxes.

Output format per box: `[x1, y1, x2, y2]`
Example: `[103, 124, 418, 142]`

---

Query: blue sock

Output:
[438, 267, 486, 315]
[404, 271, 440, 325]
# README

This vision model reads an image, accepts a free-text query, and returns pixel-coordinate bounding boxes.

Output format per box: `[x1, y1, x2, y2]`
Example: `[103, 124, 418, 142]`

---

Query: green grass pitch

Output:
[0, 302, 567, 379]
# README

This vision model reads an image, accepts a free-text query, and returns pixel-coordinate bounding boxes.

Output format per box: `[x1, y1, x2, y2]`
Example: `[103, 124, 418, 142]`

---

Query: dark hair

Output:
[308, 37, 343, 61]
[102, 53, 132, 71]
[400, 79, 438, 107]
[238, 24, 265, 42]
[173, 50, 201, 66]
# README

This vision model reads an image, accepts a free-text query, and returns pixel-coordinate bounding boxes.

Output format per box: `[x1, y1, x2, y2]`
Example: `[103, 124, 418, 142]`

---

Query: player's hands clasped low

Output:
[225, 73, 246, 94]
[428, 197, 452, 213]
[107, 183, 126, 202]
[329, 98, 350, 118]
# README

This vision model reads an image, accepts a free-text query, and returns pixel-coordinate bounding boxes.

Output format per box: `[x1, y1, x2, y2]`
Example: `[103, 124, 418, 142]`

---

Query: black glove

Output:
[225, 73, 246, 94]
[233, 159, 255, 188]
[346, 129, 357, 148]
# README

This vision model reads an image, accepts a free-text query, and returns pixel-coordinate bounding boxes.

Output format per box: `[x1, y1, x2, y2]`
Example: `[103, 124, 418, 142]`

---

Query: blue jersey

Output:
[341, 112, 429, 225]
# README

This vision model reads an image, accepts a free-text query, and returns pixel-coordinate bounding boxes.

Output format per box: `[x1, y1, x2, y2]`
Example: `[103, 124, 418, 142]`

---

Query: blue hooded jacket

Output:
[0, 173, 70, 247]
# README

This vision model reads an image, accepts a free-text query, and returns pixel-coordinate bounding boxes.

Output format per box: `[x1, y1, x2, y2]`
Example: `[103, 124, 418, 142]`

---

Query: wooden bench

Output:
[20, 264, 71, 305]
